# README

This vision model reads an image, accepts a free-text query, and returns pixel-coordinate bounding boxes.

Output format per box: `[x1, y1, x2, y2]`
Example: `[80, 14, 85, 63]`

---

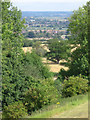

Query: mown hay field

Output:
[22, 47, 32, 53]
[42, 57, 68, 73]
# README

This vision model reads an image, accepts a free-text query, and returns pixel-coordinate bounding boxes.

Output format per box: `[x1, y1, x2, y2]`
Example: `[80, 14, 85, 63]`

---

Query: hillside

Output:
[52, 102, 88, 118]
[26, 94, 88, 118]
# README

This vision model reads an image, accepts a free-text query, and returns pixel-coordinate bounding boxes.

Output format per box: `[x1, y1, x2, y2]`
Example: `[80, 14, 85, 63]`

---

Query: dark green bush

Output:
[54, 79, 63, 96]
[23, 40, 34, 47]
[23, 78, 58, 114]
[3, 101, 27, 119]
[62, 76, 88, 97]
[23, 52, 52, 79]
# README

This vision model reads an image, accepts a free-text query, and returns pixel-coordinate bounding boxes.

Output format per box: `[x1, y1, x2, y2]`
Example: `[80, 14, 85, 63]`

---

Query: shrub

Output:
[23, 40, 34, 47]
[23, 78, 58, 114]
[3, 101, 27, 119]
[62, 76, 88, 97]
[54, 79, 63, 96]
[23, 52, 52, 79]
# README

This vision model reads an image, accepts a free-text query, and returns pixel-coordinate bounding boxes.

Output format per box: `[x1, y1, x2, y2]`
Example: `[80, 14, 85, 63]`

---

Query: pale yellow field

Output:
[42, 57, 68, 73]
[27, 37, 52, 40]
[41, 44, 50, 52]
[22, 47, 32, 53]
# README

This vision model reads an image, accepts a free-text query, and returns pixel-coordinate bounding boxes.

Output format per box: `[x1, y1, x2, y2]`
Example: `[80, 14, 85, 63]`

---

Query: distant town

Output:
[22, 11, 72, 40]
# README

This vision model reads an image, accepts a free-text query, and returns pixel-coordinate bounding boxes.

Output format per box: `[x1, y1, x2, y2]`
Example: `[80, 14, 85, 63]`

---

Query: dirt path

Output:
[52, 102, 88, 118]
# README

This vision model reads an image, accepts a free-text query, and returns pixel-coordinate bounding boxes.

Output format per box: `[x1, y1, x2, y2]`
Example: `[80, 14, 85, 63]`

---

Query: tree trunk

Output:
[56, 59, 59, 64]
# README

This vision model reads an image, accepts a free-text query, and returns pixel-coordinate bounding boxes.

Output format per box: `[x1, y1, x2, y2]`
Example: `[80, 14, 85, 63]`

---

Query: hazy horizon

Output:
[22, 11, 73, 12]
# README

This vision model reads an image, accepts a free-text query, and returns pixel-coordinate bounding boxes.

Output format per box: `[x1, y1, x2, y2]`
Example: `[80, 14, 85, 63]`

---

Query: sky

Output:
[11, 0, 88, 11]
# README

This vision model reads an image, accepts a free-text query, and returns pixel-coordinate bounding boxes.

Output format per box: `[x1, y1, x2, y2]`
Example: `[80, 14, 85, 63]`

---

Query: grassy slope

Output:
[25, 94, 88, 118]
[52, 102, 88, 118]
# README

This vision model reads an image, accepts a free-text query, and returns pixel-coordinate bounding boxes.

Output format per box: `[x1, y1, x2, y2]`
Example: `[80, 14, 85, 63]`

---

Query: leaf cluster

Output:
[46, 39, 71, 63]
[62, 76, 88, 97]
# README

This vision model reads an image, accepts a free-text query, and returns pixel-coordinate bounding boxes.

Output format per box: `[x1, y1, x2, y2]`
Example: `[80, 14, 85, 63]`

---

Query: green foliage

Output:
[59, 2, 89, 78]
[46, 39, 70, 63]
[29, 94, 88, 118]
[2, 1, 27, 107]
[57, 72, 65, 82]
[32, 41, 47, 57]
[3, 101, 27, 119]
[23, 39, 34, 47]
[23, 78, 58, 114]
[62, 76, 88, 97]
[23, 52, 52, 79]
[2, 1, 57, 118]
[68, 50, 88, 76]
[66, 2, 89, 77]
[2, 2, 52, 112]
[28, 31, 36, 38]
[54, 79, 63, 96]
[2, 1, 89, 118]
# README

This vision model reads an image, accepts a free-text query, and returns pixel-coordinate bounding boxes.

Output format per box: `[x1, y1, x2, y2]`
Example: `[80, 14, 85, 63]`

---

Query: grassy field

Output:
[25, 94, 88, 118]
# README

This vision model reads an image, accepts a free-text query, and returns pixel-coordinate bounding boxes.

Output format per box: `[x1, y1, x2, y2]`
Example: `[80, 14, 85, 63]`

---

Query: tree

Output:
[46, 33, 51, 38]
[59, 2, 89, 79]
[2, 1, 27, 107]
[67, 2, 89, 76]
[2, 1, 52, 109]
[2, 1, 58, 118]
[23, 39, 34, 47]
[46, 39, 70, 64]
[32, 41, 46, 57]
[28, 31, 35, 38]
